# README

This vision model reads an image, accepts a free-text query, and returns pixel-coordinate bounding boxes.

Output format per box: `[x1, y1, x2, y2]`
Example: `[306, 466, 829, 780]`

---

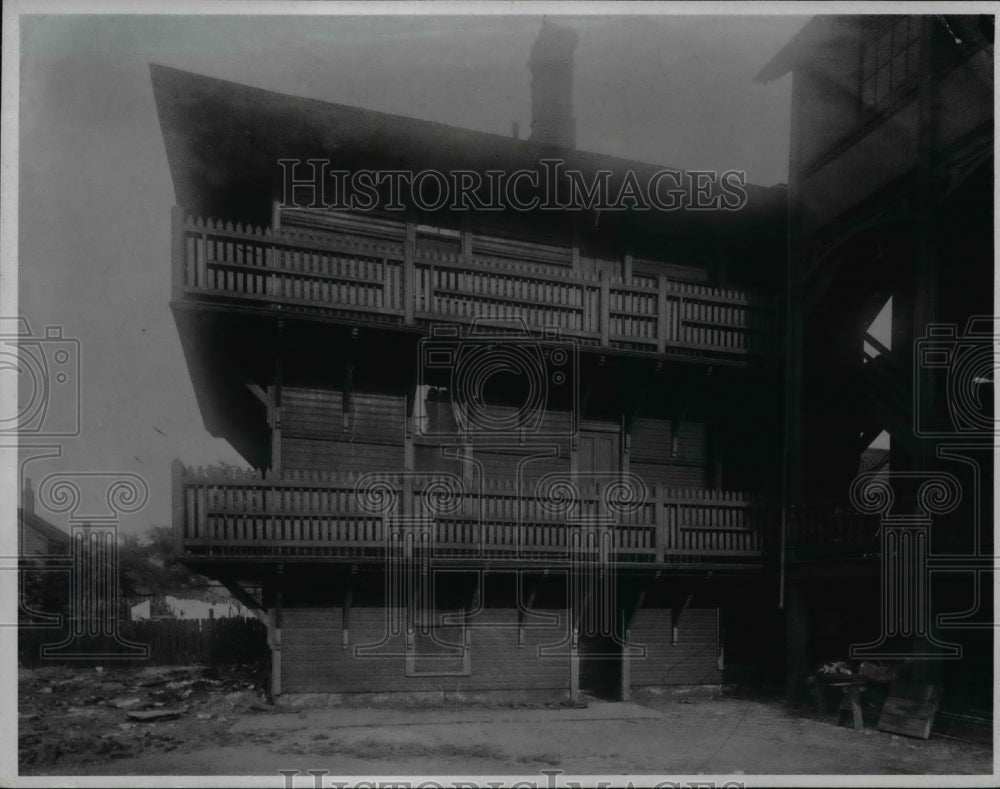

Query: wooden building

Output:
[153, 21, 794, 701]
[759, 15, 993, 709]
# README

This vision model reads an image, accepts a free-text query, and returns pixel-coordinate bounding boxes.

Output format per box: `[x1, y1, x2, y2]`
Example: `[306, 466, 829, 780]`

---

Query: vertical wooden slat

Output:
[599, 270, 610, 347]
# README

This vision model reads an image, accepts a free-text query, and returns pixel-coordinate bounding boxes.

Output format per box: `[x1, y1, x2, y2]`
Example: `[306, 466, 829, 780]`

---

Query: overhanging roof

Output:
[150, 64, 785, 247]
[755, 17, 824, 83]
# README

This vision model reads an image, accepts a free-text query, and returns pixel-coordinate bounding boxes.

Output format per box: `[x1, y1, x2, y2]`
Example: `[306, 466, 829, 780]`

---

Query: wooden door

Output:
[578, 429, 619, 475]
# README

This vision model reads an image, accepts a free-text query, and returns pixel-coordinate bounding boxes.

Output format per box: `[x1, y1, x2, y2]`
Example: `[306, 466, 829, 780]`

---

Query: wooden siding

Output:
[282, 606, 570, 694]
[468, 406, 573, 481]
[630, 417, 708, 489]
[282, 388, 404, 473]
[471, 446, 569, 482]
[628, 607, 721, 686]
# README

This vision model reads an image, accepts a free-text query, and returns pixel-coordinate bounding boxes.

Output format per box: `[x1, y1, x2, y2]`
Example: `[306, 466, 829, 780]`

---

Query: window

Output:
[859, 16, 922, 110]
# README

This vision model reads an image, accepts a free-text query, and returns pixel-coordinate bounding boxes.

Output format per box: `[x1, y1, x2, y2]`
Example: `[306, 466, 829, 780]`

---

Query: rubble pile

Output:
[18, 663, 269, 770]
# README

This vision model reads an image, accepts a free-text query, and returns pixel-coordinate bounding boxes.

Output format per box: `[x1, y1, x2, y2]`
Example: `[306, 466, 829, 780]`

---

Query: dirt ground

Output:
[19, 666, 994, 777]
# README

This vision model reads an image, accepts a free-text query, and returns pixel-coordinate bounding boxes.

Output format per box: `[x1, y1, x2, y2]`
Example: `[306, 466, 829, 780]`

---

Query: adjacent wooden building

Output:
[759, 15, 993, 709]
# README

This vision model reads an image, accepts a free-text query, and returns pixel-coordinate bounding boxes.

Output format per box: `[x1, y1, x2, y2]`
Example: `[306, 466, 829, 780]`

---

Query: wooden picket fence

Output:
[18, 616, 268, 667]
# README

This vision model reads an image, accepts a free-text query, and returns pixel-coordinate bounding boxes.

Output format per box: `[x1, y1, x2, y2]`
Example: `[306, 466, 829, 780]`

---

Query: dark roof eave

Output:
[151, 64, 786, 235]
[755, 17, 822, 83]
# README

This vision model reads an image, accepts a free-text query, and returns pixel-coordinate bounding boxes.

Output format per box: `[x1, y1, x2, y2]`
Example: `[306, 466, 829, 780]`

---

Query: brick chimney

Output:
[528, 19, 579, 149]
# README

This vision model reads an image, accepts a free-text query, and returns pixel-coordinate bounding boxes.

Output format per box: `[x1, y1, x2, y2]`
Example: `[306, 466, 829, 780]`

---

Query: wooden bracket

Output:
[271, 352, 283, 473]
[245, 382, 271, 409]
[671, 572, 713, 645]
[629, 587, 648, 625]
[574, 587, 595, 635]
[217, 576, 267, 625]
[518, 576, 541, 649]
[671, 592, 694, 646]
[470, 572, 482, 612]
[670, 371, 699, 458]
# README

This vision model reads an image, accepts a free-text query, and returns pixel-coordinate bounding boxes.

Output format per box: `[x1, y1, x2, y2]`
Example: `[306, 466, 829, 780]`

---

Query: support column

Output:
[569, 627, 580, 703]
[599, 270, 610, 347]
[270, 323, 284, 475]
[403, 220, 416, 324]
[271, 566, 284, 697]
[621, 626, 632, 701]
[780, 68, 807, 614]
[784, 578, 809, 705]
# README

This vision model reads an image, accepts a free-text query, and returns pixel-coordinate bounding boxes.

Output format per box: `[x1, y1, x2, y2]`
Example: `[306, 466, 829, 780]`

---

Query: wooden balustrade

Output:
[174, 464, 770, 565]
[786, 502, 883, 559]
[173, 208, 776, 356]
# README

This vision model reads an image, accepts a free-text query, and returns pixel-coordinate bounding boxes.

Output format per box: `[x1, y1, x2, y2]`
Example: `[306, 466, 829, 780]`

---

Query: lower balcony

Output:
[786, 501, 987, 561]
[172, 463, 773, 569]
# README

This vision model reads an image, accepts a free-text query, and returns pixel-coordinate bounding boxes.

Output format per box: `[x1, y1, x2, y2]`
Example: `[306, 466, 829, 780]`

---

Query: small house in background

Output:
[129, 584, 251, 621]
[18, 478, 71, 627]
[18, 479, 69, 558]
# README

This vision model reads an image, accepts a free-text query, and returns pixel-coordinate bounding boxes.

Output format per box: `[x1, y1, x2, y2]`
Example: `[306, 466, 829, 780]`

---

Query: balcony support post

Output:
[270, 565, 284, 697]
[654, 484, 665, 563]
[621, 627, 632, 701]
[270, 324, 284, 475]
[784, 578, 809, 704]
[403, 221, 416, 324]
[569, 627, 580, 703]
[717, 607, 725, 672]
[599, 270, 610, 347]
[656, 275, 668, 353]
[404, 404, 414, 473]
[621, 582, 648, 702]
[518, 575, 540, 649]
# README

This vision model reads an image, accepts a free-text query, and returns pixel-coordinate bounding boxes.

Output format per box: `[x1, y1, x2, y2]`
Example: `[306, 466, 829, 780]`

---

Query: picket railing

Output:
[786, 502, 883, 559]
[172, 208, 776, 356]
[174, 464, 770, 566]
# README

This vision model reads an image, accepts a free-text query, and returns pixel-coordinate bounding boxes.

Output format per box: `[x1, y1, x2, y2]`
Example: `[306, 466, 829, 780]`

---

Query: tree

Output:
[118, 526, 211, 607]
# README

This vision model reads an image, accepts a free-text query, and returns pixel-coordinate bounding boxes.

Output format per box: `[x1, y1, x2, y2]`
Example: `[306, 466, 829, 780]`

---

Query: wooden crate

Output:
[877, 681, 942, 739]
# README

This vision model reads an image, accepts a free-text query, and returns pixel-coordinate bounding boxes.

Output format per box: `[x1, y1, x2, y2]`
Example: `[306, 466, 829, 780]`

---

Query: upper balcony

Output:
[171, 208, 778, 362]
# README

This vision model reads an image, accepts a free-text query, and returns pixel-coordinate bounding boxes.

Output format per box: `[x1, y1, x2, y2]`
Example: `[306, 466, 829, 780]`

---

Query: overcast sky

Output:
[14, 12, 807, 534]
